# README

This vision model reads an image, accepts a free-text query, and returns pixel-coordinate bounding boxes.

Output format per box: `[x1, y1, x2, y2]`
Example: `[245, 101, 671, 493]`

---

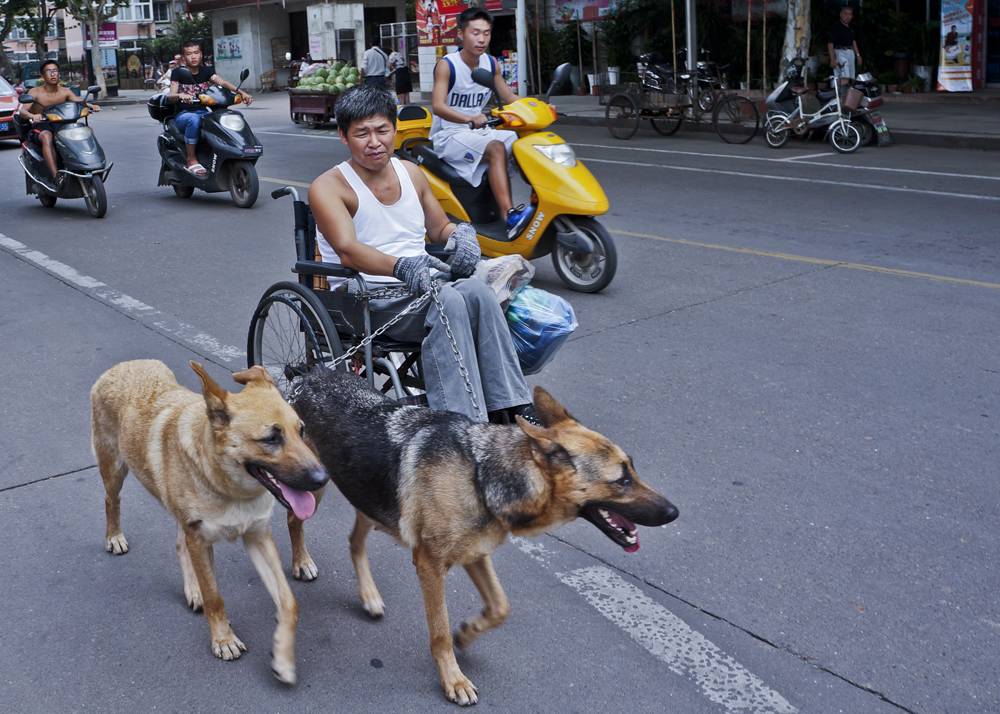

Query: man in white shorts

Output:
[309, 86, 538, 425]
[431, 8, 532, 240]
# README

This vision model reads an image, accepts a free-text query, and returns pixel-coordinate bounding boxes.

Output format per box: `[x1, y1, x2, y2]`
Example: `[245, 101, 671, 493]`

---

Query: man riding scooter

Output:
[431, 8, 532, 240]
[18, 60, 100, 192]
[166, 40, 252, 177]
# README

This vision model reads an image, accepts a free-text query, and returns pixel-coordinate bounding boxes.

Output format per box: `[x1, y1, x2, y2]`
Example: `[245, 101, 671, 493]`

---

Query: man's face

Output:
[41, 65, 59, 87]
[182, 46, 203, 68]
[840, 7, 853, 24]
[460, 19, 492, 56]
[341, 115, 396, 172]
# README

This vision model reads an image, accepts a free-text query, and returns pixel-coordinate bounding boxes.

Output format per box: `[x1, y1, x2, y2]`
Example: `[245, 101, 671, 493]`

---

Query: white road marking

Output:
[580, 156, 1000, 202]
[559, 566, 798, 714]
[776, 151, 835, 161]
[570, 141, 1000, 181]
[0, 234, 245, 366]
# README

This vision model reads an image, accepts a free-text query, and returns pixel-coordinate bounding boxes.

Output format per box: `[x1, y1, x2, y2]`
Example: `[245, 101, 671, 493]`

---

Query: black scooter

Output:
[147, 67, 262, 208]
[15, 85, 111, 218]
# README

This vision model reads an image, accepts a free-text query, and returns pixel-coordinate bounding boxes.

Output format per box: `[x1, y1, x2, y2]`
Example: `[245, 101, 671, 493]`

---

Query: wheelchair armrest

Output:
[293, 260, 359, 279]
[425, 242, 453, 260]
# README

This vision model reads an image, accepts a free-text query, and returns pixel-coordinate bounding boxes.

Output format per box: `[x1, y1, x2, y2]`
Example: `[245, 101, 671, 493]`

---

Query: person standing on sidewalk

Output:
[827, 5, 862, 80]
[362, 43, 390, 89]
[389, 48, 413, 104]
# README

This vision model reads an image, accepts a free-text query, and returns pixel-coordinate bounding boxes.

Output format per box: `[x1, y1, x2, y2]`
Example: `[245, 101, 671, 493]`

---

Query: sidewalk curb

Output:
[555, 113, 1000, 150]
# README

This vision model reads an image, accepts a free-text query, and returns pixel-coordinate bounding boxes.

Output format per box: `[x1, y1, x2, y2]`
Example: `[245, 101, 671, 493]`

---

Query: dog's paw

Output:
[212, 633, 247, 661]
[453, 620, 480, 650]
[105, 533, 129, 555]
[271, 654, 297, 686]
[184, 582, 203, 613]
[443, 674, 479, 706]
[360, 589, 385, 619]
[292, 556, 318, 582]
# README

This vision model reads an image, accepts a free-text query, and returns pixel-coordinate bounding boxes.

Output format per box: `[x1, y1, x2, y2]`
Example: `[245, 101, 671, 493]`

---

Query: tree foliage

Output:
[140, 14, 213, 62]
[15, 0, 67, 60]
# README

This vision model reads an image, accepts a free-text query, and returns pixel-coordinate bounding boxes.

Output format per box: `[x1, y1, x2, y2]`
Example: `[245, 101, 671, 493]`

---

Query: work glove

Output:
[393, 253, 451, 296]
[445, 222, 482, 279]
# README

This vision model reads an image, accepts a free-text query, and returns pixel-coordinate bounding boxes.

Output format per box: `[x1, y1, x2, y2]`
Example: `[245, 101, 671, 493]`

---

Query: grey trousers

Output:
[350, 278, 531, 422]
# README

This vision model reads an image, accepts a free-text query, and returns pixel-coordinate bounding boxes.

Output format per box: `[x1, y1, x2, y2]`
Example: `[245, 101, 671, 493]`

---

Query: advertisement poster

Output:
[554, 0, 614, 24]
[937, 0, 973, 91]
[417, 0, 467, 47]
[215, 36, 242, 61]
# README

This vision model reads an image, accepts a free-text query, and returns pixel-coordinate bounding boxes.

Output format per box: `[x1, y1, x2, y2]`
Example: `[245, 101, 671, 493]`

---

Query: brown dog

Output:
[290, 368, 679, 705]
[90, 359, 328, 684]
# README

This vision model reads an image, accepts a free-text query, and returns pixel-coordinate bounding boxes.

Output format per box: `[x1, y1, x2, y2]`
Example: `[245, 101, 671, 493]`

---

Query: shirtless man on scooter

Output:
[431, 8, 532, 240]
[165, 40, 253, 178]
[18, 60, 100, 192]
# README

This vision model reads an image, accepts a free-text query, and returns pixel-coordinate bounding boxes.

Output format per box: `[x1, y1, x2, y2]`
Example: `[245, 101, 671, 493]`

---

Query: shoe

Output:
[506, 204, 533, 240]
[36, 175, 59, 194]
[510, 403, 543, 427]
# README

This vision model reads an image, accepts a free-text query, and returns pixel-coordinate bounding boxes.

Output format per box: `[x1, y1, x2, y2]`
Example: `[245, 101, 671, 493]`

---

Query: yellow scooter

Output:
[394, 64, 616, 293]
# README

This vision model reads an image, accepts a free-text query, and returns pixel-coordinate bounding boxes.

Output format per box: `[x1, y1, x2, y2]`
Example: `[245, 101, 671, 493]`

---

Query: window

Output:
[115, 1, 153, 21]
[222, 20, 238, 36]
[153, 2, 171, 23]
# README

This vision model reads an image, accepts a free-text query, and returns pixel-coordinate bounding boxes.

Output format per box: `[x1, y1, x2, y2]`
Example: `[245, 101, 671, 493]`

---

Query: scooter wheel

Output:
[229, 161, 259, 209]
[173, 184, 195, 199]
[551, 216, 618, 293]
[84, 175, 108, 218]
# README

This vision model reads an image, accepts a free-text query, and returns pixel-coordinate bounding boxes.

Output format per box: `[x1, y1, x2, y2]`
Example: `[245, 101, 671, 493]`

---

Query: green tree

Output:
[64, 0, 131, 94]
[15, 0, 67, 61]
[1, 0, 35, 46]
[142, 13, 212, 63]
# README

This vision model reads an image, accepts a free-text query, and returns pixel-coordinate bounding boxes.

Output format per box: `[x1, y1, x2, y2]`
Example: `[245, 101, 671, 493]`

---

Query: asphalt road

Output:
[1, 94, 998, 714]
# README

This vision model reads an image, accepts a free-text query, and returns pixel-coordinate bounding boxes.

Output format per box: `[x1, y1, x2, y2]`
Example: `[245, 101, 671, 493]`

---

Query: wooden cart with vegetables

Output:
[288, 62, 361, 128]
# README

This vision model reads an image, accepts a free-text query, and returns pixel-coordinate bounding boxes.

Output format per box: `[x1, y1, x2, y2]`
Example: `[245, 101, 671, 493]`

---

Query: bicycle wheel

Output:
[650, 110, 683, 136]
[606, 94, 640, 140]
[714, 95, 759, 144]
[829, 121, 862, 154]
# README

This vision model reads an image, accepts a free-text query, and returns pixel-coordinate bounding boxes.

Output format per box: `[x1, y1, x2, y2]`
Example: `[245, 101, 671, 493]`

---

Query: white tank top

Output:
[316, 158, 426, 285]
[431, 52, 496, 136]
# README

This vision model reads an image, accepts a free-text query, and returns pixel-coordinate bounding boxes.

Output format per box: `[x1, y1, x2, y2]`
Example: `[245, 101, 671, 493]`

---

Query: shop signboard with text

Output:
[84, 22, 119, 49]
[938, 0, 974, 90]
[416, 0, 517, 46]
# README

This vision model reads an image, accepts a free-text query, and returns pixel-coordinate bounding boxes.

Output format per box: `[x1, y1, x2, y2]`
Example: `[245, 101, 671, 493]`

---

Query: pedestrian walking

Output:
[826, 5, 862, 81]
[362, 42, 390, 89]
[389, 48, 412, 103]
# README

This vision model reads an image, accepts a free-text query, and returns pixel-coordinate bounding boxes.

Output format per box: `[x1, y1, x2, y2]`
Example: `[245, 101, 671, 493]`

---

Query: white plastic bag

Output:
[473, 255, 535, 308]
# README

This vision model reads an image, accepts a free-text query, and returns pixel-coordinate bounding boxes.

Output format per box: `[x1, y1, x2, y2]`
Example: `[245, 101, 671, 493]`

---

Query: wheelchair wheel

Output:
[247, 281, 344, 395]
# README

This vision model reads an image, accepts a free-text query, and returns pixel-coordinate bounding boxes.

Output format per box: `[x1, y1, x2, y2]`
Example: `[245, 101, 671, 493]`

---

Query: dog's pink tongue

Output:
[277, 483, 317, 520]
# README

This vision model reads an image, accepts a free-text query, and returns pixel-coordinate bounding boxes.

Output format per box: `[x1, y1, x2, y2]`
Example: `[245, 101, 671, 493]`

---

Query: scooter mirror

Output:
[240, 68, 250, 82]
[543, 62, 572, 102]
[172, 67, 195, 84]
[470, 67, 496, 92]
[18, 94, 34, 104]
[87, 85, 101, 97]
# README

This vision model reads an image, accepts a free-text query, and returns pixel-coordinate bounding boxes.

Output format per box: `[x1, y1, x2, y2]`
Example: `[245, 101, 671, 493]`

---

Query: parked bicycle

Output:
[764, 59, 861, 154]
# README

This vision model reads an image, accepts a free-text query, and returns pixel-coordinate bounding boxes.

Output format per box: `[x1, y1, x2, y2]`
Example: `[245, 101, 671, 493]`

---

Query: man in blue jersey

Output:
[431, 8, 532, 240]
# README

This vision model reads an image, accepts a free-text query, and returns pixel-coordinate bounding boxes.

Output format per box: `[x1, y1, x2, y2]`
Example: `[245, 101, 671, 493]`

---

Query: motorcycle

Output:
[636, 50, 729, 113]
[147, 67, 262, 208]
[845, 72, 890, 147]
[393, 63, 617, 293]
[764, 59, 862, 154]
[15, 85, 111, 218]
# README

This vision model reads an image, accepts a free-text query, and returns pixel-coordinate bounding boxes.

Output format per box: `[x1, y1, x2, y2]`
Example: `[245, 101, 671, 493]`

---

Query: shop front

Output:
[187, 0, 405, 89]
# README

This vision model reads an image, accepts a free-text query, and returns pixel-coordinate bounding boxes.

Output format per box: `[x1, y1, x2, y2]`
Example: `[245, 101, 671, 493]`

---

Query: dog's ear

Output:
[516, 416, 572, 468]
[190, 361, 230, 427]
[532, 386, 575, 427]
[232, 365, 274, 387]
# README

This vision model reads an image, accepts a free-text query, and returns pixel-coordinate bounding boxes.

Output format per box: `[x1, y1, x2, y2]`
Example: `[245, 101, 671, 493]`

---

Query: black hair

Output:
[181, 40, 203, 51]
[458, 8, 493, 31]
[40, 59, 59, 72]
[335, 86, 397, 134]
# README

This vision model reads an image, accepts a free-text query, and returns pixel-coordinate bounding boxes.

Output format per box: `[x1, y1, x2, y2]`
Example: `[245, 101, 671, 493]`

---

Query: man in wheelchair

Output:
[309, 86, 539, 424]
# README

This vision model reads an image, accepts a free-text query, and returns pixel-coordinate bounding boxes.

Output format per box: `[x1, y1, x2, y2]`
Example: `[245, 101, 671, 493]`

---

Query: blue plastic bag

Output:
[505, 286, 578, 375]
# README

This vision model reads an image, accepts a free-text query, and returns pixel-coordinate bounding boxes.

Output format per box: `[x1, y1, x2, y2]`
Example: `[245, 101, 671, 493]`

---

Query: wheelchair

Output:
[246, 185, 439, 402]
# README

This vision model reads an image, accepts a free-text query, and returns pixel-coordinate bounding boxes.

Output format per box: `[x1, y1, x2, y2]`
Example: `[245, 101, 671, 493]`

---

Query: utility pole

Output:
[516, 0, 527, 96]
[685, 0, 697, 96]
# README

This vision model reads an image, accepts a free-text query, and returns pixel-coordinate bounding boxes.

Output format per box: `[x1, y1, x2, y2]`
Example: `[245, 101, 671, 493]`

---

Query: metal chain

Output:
[324, 280, 483, 420]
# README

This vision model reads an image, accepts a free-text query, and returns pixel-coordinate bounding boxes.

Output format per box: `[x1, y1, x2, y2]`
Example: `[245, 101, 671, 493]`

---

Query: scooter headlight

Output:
[534, 143, 577, 167]
[220, 114, 246, 132]
[60, 125, 93, 141]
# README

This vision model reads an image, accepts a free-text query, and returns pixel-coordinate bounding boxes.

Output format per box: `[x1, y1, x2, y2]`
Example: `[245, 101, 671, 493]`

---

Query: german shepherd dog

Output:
[290, 368, 679, 705]
[90, 360, 328, 684]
